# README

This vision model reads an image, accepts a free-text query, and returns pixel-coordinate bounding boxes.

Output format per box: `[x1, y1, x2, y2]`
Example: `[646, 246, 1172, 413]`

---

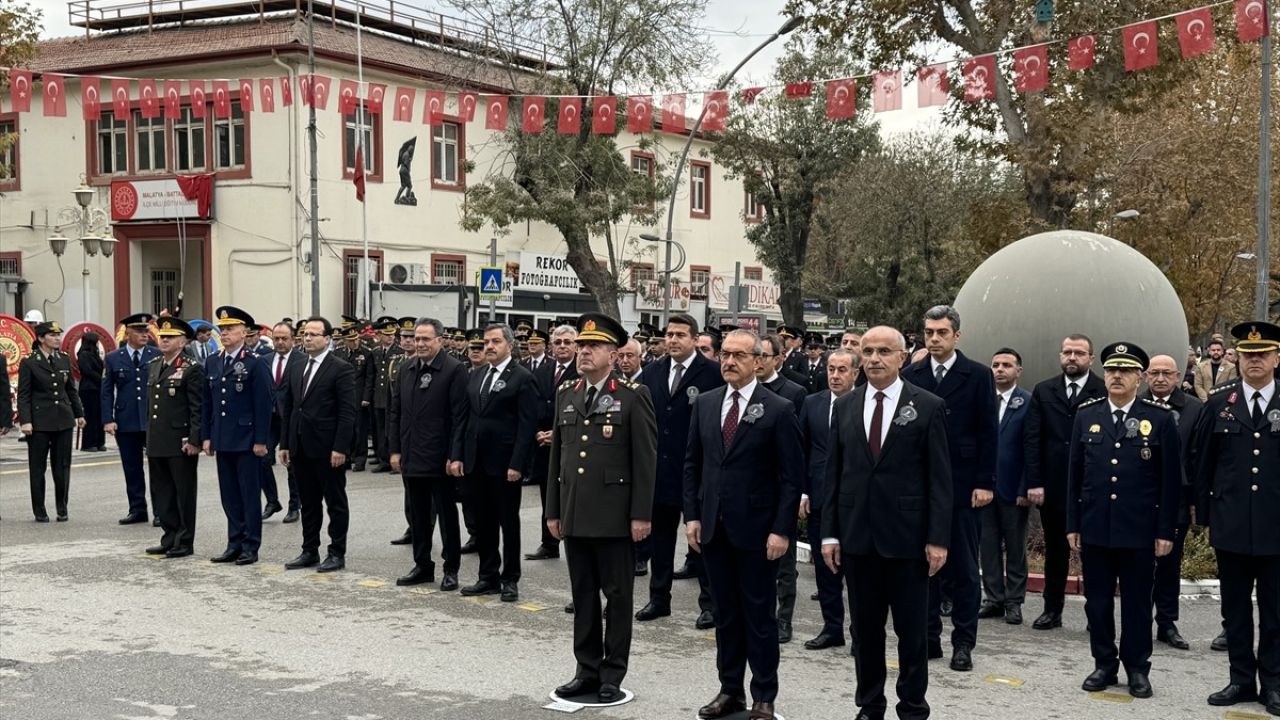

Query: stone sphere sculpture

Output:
[953, 230, 1189, 386]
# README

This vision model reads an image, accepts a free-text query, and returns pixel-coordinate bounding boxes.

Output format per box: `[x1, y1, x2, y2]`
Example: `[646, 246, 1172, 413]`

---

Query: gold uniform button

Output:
[577, 467, 584, 475]
[1114, 442, 1121, 449]
[581, 435, 589, 442]
[152, 414, 158, 419]
[1256, 432, 1263, 439]
[1110, 493, 1117, 500]
[579, 451, 587, 458]
[584, 420, 591, 426]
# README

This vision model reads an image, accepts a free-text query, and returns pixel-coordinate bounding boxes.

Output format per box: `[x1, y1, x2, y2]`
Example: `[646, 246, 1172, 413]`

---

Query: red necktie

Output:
[868, 391, 886, 461]
[722, 390, 741, 448]
[554, 364, 565, 385]
[274, 356, 284, 385]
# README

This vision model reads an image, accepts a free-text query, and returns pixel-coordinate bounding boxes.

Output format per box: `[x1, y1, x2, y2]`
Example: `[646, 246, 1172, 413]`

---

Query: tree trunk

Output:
[560, 225, 622, 320]
[779, 284, 805, 329]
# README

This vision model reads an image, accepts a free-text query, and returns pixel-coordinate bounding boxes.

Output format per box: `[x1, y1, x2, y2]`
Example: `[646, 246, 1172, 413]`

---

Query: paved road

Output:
[0, 435, 1268, 720]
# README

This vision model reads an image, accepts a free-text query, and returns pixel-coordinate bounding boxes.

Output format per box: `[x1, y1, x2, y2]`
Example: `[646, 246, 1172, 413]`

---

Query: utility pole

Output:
[1256, 0, 1273, 320]
[488, 238, 498, 322]
[307, 0, 320, 316]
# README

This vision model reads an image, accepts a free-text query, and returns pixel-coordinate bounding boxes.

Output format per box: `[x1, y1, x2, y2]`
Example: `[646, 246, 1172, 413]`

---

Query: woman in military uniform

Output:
[18, 321, 86, 522]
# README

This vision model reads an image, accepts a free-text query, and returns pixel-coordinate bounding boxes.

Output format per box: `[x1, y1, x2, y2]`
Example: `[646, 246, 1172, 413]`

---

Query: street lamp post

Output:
[48, 184, 116, 323]
[651, 15, 803, 329]
[1107, 209, 1140, 237]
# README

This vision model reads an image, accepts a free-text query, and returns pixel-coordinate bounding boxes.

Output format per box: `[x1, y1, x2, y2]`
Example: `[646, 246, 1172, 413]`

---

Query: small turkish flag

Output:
[458, 92, 478, 122]
[339, 79, 359, 115]
[662, 94, 686, 133]
[1177, 8, 1216, 58]
[917, 64, 949, 107]
[213, 80, 231, 118]
[353, 145, 366, 202]
[393, 87, 415, 122]
[825, 78, 856, 120]
[280, 76, 293, 107]
[311, 76, 332, 110]
[111, 78, 131, 118]
[369, 83, 386, 114]
[299, 75, 312, 106]
[784, 82, 813, 100]
[523, 96, 545, 133]
[1122, 21, 1159, 72]
[139, 79, 159, 118]
[557, 97, 582, 134]
[163, 80, 181, 119]
[1013, 45, 1049, 93]
[741, 87, 763, 104]
[259, 79, 276, 113]
[486, 95, 508, 130]
[81, 77, 102, 120]
[702, 91, 728, 131]
[591, 96, 617, 134]
[962, 56, 996, 102]
[423, 90, 445, 125]
[627, 95, 652, 133]
[872, 70, 901, 112]
[1236, 0, 1269, 43]
[190, 80, 207, 118]
[1067, 35, 1096, 71]
[43, 73, 66, 117]
[239, 79, 255, 112]
[8, 69, 31, 112]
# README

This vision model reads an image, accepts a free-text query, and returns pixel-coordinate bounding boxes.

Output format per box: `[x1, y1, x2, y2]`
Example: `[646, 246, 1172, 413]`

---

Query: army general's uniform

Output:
[333, 331, 374, 471]
[146, 318, 205, 555]
[17, 323, 85, 521]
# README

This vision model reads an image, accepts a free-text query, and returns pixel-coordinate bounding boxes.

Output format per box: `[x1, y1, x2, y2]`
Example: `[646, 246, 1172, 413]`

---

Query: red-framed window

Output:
[744, 265, 763, 281]
[86, 94, 251, 184]
[343, 248, 384, 317]
[689, 264, 710, 300]
[630, 150, 655, 211]
[0, 113, 21, 190]
[430, 252, 465, 285]
[431, 117, 465, 191]
[343, 101, 383, 182]
[690, 160, 711, 218]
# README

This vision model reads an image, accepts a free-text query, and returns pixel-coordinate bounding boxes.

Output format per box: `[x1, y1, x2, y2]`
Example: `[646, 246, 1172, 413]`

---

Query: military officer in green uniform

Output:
[369, 318, 403, 473]
[145, 317, 205, 558]
[548, 313, 657, 704]
[333, 324, 374, 471]
[18, 321, 86, 522]
[389, 316, 416, 541]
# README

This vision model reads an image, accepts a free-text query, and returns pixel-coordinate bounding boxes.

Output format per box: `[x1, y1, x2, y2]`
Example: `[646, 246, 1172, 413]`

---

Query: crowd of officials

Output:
[4, 303, 1279, 720]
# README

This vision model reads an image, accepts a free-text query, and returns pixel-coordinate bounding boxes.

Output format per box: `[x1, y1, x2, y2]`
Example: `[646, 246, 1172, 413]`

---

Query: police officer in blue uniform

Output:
[203, 306, 274, 566]
[1067, 342, 1181, 699]
[102, 313, 162, 525]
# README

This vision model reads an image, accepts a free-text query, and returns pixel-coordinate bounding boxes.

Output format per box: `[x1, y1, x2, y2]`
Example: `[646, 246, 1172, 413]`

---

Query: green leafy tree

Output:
[0, 0, 41, 182]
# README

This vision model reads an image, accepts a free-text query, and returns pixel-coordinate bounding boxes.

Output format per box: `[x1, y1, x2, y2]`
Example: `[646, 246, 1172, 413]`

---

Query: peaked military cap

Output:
[1101, 341, 1149, 371]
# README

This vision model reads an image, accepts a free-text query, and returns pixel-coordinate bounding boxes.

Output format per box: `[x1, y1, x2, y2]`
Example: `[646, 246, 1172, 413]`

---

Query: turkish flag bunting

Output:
[917, 64, 949, 107]
[522, 96, 546, 133]
[1122, 21, 1159, 72]
[212, 80, 231, 119]
[311, 75, 332, 110]
[1177, 8, 1216, 58]
[259, 79, 276, 113]
[8, 69, 32, 112]
[81, 77, 102, 120]
[591, 96, 617, 134]
[825, 79, 856, 120]
[280, 76, 293, 106]
[163, 80, 182, 119]
[662, 94, 686, 133]
[702, 90, 729, 131]
[485, 95, 508, 130]
[190, 80, 207, 118]
[353, 145, 366, 203]
[558, 97, 582, 134]
[784, 82, 813, 99]
[42, 73, 67, 117]
[627, 95, 652, 133]
[1014, 45, 1049, 93]
[962, 56, 997, 102]
[393, 87, 415, 122]
[741, 87, 763, 104]
[1067, 35, 1097, 71]
[299, 75, 312, 106]
[423, 90, 445, 125]
[339, 79, 360, 114]
[1236, 0, 1269, 42]
[111, 78, 131, 118]
[139, 79, 159, 118]
[237, 79, 254, 112]
[872, 70, 902, 112]
[458, 92, 478, 122]
[369, 83, 386, 114]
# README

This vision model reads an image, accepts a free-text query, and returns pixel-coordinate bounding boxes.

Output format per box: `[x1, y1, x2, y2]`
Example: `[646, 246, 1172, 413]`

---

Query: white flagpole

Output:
[356, 1, 372, 320]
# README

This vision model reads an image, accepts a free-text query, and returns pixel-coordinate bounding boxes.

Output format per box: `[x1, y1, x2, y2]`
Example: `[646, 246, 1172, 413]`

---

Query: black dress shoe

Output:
[261, 502, 283, 520]
[1208, 683, 1258, 706]
[459, 539, 478, 554]
[778, 620, 792, 644]
[695, 610, 715, 630]
[940, 599, 953, 617]
[749, 701, 775, 720]
[524, 545, 560, 560]
[285, 551, 321, 569]
[634, 560, 648, 576]
[119, 513, 148, 525]
[927, 641, 943, 660]
[500, 582, 519, 602]
[1261, 688, 1280, 715]
[34, 515, 50, 523]
[673, 562, 697, 580]
[950, 646, 973, 671]
[978, 603, 1004, 619]
[317, 555, 345, 573]
[697, 692, 746, 719]
[370, 465, 390, 474]
[1005, 605, 1023, 625]
[1033, 610, 1063, 630]
[1212, 629, 1229, 651]
[565, 602, 575, 614]
[396, 566, 435, 586]
[145, 545, 170, 555]
[805, 632, 845, 650]
[151, 518, 161, 527]
[635, 602, 671, 621]
[1156, 625, 1190, 650]
[165, 547, 193, 558]
[597, 683, 622, 703]
[390, 531, 412, 545]
[440, 573, 459, 591]
[56, 514, 68, 522]
[554, 677, 600, 697]
[211, 548, 241, 563]
[282, 509, 300, 523]
[1128, 671, 1152, 698]
[234, 552, 258, 566]
[460, 580, 500, 596]
[854, 713, 884, 720]
[810, 591, 820, 601]
[1081, 668, 1118, 692]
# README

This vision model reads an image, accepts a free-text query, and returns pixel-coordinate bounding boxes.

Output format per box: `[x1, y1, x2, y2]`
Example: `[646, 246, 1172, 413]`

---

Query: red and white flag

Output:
[393, 87, 415, 122]
[558, 97, 582, 134]
[825, 78, 856, 120]
[81, 77, 102, 120]
[259, 79, 275, 113]
[163, 80, 182, 119]
[299, 75, 312, 106]
[784, 82, 813, 100]
[423, 90, 445, 125]
[139, 79, 159, 118]
[1067, 35, 1096, 71]
[7, 69, 32, 112]
[702, 90, 729, 131]
[1013, 45, 1049, 93]
[486, 95, 508, 130]
[339, 79, 360, 115]
[311, 76, 332, 110]
[1122, 21, 1159, 72]
[190, 80, 207, 118]
[238, 79, 255, 112]
[458, 92, 477, 122]
[741, 87, 764, 104]
[353, 145, 366, 202]
[591, 96, 617, 134]
[627, 95, 652, 133]
[213, 80, 232, 118]
[111, 78, 131, 118]
[917, 64, 949, 107]
[43, 73, 66, 117]
[662, 94, 686, 133]
[1177, 8, 1216, 58]
[369, 83, 386, 114]
[279, 76, 293, 107]
[1235, 0, 1269, 43]
[872, 70, 901, 113]
[962, 55, 996, 102]
[522, 96, 545, 133]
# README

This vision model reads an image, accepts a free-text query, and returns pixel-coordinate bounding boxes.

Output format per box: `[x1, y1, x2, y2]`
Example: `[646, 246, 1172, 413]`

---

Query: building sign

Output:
[516, 252, 581, 293]
[634, 278, 692, 311]
[710, 313, 765, 334]
[110, 179, 205, 222]
[708, 274, 781, 313]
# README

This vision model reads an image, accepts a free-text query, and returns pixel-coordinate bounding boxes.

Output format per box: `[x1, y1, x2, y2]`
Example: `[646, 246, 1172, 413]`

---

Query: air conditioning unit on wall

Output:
[388, 262, 430, 284]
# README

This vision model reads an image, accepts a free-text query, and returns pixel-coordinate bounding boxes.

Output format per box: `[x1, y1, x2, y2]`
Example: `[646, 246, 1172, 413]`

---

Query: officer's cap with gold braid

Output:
[119, 313, 156, 330]
[373, 318, 398, 336]
[576, 313, 627, 347]
[526, 328, 549, 345]
[34, 321, 64, 337]
[214, 306, 254, 328]
[157, 317, 195, 339]
[1100, 341, 1148, 371]
[398, 317, 416, 336]
[1230, 321, 1280, 353]
[466, 328, 485, 348]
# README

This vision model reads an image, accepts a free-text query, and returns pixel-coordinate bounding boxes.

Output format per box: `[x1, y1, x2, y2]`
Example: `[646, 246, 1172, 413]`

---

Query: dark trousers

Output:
[534, 450, 559, 551]
[407, 475, 460, 574]
[1039, 500, 1071, 613]
[294, 454, 350, 557]
[78, 388, 104, 449]
[261, 415, 299, 511]
[1216, 549, 1280, 690]
[633, 536, 651, 565]
[372, 408, 389, 464]
[466, 472, 522, 584]
[1080, 544, 1155, 674]
[458, 478, 478, 538]
[847, 552, 931, 720]
[776, 539, 798, 625]
[28, 428, 72, 518]
[150, 454, 198, 550]
[1154, 522, 1190, 630]
[701, 533, 780, 703]
[648, 502, 714, 612]
[565, 536, 635, 686]
[116, 430, 149, 516]
[808, 506, 845, 636]
[928, 506, 980, 650]
[351, 404, 368, 467]
[979, 498, 1030, 608]
[216, 451, 263, 553]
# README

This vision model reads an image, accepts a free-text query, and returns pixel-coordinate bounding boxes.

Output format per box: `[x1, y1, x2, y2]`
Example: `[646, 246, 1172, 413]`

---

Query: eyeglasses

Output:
[760, 353, 777, 359]
[718, 351, 760, 363]
[552, 339, 575, 346]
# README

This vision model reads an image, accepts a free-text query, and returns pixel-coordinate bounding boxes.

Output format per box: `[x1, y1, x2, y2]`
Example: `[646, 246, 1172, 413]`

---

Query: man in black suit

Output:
[822, 325, 952, 720]
[901, 305, 997, 672]
[460, 323, 539, 602]
[279, 317, 358, 573]
[684, 330, 803, 720]
[527, 324, 579, 561]
[1023, 333, 1106, 630]
[144, 318, 204, 558]
[262, 321, 303, 523]
[636, 314, 724, 629]
[388, 317, 469, 591]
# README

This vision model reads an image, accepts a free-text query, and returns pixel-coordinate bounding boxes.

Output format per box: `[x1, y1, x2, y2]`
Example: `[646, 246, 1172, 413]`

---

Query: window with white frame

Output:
[214, 101, 246, 169]
[96, 111, 128, 175]
[432, 122, 460, 185]
[173, 107, 206, 171]
[433, 257, 464, 285]
[133, 111, 166, 173]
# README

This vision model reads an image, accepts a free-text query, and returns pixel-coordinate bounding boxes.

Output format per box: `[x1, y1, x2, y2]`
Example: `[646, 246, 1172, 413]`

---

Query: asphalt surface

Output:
[0, 434, 1269, 720]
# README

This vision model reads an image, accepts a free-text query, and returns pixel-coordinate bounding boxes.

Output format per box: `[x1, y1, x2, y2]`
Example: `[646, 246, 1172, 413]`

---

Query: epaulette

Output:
[1210, 381, 1240, 395]
[148, 356, 162, 364]
[1140, 398, 1171, 410]
[1077, 396, 1105, 408]
[558, 378, 576, 391]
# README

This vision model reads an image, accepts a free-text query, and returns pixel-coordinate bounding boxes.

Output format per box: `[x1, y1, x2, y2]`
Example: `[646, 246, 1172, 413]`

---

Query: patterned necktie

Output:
[1253, 391, 1265, 425]
[869, 391, 886, 460]
[722, 390, 741, 448]
[670, 361, 684, 397]
[480, 366, 497, 409]
[934, 364, 946, 384]
[302, 358, 316, 396]
[554, 364, 565, 386]
[1113, 409, 1125, 436]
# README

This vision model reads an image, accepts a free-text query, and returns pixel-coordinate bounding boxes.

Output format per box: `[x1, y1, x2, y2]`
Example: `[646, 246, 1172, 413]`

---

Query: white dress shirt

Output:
[272, 352, 290, 382]
[863, 377, 904, 447]
[1244, 380, 1276, 413]
[1107, 397, 1136, 421]
[720, 379, 758, 424]
[669, 354, 694, 392]
[1065, 374, 1085, 397]
[489, 354, 514, 377]
[930, 353, 957, 379]
[997, 387, 1015, 423]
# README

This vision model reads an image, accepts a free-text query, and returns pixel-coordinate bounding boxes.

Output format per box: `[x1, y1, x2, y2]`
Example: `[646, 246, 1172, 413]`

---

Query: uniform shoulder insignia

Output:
[1209, 381, 1240, 395]
[148, 356, 162, 364]
[1077, 397, 1105, 408]
[558, 378, 576, 390]
[1140, 398, 1171, 410]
